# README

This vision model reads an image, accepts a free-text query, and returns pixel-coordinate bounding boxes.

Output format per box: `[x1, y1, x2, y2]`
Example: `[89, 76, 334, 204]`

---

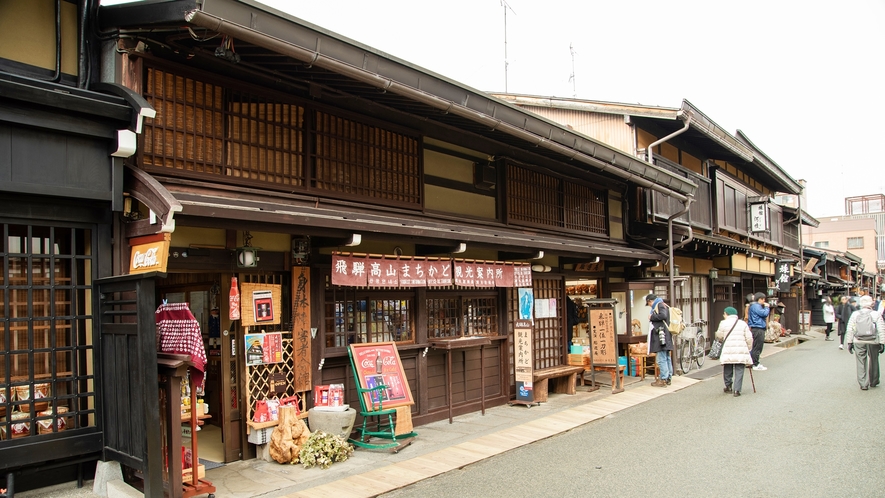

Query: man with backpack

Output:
[846, 295, 885, 390]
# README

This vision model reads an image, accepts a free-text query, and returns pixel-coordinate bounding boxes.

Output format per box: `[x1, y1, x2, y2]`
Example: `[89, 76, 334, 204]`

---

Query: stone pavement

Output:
[19, 327, 817, 498]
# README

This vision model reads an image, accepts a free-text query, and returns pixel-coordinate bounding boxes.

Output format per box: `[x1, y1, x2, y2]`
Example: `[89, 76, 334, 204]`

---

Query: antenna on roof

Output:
[568, 43, 577, 98]
[501, 0, 516, 93]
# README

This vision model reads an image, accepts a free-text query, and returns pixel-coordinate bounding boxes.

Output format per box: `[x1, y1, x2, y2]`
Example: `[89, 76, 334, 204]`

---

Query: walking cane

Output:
[748, 365, 756, 393]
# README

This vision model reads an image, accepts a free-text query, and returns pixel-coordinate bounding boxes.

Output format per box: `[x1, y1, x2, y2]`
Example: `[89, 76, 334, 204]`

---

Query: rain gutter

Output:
[183, 9, 695, 203]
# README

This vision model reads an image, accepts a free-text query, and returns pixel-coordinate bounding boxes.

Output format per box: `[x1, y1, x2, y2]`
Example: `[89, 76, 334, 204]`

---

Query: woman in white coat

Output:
[716, 306, 754, 397]
[822, 296, 836, 341]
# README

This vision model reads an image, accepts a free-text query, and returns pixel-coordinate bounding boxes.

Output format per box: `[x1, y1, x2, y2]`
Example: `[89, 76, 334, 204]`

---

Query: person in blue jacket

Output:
[747, 292, 771, 371]
[646, 294, 673, 387]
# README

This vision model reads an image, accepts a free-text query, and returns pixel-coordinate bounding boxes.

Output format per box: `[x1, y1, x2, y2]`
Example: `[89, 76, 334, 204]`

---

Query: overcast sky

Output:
[105, 0, 884, 218]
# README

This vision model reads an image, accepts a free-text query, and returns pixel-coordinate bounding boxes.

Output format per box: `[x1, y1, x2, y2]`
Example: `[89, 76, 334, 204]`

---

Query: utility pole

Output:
[501, 0, 516, 93]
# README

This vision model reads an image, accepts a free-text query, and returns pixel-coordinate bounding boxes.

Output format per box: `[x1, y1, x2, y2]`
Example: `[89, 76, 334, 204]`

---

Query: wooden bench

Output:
[532, 365, 585, 402]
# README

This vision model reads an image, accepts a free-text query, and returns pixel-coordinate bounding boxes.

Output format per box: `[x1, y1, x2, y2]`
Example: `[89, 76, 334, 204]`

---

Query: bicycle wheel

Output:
[695, 333, 707, 368]
[680, 338, 693, 373]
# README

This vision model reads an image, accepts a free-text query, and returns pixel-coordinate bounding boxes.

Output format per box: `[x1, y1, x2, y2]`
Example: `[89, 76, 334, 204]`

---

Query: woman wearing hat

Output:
[716, 307, 754, 397]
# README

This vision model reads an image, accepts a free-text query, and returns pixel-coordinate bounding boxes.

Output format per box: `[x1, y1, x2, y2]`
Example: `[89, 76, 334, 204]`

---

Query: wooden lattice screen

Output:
[313, 111, 421, 206]
[505, 277, 565, 374]
[507, 163, 607, 235]
[142, 66, 306, 191]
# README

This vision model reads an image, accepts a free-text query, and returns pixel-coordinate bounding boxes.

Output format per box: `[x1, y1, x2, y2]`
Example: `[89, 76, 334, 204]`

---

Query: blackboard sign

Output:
[589, 308, 616, 366]
[350, 342, 414, 409]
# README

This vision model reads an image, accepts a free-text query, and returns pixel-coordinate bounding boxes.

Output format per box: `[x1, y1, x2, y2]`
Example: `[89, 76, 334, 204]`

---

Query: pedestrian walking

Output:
[822, 296, 835, 341]
[836, 296, 857, 350]
[645, 294, 672, 387]
[846, 295, 885, 390]
[747, 292, 770, 371]
[716, 307, 754, 397]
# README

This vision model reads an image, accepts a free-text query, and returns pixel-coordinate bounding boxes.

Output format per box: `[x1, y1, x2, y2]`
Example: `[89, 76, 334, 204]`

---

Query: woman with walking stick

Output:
[716, 307, 754, 397]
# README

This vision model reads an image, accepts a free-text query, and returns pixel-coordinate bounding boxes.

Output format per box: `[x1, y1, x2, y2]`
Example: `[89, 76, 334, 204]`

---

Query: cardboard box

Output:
[182, 464, 205, 482]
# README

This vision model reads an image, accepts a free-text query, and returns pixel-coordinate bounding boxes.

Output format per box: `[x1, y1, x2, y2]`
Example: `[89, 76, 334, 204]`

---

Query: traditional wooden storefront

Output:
[99, 0, 696, 467]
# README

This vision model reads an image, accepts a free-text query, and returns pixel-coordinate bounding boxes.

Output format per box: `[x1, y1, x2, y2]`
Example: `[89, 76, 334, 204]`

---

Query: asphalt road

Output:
[381, 337, 885, 498]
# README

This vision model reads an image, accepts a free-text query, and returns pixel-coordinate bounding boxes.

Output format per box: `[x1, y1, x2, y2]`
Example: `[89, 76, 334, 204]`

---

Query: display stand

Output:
[181, 365, 216, 498]
[585, 302, 622, 394]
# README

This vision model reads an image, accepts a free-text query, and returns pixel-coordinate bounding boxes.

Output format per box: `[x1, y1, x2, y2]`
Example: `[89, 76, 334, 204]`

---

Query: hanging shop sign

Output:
[129, 233, 170, 274]
[291, 267, 312, 392]
[749, 198, 770, 233]
[331, 253, 531, 288]
[244, 332, 283, 366]
[775, 260, 793, 292]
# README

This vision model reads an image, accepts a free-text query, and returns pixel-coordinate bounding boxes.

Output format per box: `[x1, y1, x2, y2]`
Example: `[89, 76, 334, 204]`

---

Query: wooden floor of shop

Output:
[287, 375, 698, 498]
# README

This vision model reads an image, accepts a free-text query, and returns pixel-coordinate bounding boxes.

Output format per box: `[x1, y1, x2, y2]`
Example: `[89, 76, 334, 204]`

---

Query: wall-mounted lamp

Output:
[531, 264, 552, 273]
[709, 268, 719, 280]
[236, 231, 260, 268]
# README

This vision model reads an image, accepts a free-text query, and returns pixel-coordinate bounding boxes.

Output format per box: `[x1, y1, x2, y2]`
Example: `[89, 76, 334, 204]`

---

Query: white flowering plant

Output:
[297, 431, 354, 469]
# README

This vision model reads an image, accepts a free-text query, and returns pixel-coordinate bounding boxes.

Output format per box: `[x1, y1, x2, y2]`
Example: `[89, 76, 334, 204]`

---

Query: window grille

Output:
[313, 111, 421, 206]
[1, 223, 96, 439]
[324, 286, 414, 349]
[426, 294, 498, 338]
[506, 278, 563, 371]
[507, 164, 606, 235]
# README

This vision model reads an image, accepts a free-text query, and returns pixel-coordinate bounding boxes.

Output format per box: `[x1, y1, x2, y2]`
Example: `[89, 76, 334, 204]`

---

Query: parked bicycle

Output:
[678, 320, 707, 373]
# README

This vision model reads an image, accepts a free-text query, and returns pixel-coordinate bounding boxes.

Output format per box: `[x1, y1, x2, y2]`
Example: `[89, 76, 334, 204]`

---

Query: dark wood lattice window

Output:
[507, 164, 607, 235]
[142, 67, 305, 190]
[427, 294, 498, 338]
[313, 111, 421, 207]
[1, 223, 96, 439]
[505, 278, 565, 372]
[323, 286, 415, 349]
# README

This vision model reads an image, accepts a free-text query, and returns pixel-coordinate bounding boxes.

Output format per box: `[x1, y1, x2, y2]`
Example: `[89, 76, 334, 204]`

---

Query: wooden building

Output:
[493, 95, 814, 336]
[1, 1, 702, 492]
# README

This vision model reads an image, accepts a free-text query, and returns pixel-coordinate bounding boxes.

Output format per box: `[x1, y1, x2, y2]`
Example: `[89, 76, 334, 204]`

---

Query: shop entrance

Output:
[159, 276, 243, 464]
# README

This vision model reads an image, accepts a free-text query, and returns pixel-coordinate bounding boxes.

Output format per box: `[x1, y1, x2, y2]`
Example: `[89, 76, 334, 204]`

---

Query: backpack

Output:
[668, 307, 685, 335]
[854, 309, 878, 341]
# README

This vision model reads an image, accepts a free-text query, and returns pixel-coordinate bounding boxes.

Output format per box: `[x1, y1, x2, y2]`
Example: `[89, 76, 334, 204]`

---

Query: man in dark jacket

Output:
[646, 294, 673, 387]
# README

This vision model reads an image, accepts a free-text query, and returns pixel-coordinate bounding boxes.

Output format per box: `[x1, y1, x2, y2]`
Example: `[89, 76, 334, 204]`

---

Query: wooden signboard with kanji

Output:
[589, 308, 616, 366]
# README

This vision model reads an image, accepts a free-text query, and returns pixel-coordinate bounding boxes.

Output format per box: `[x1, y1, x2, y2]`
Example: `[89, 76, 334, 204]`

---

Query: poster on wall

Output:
[244, 332, 283, 366]
[239, 283, 282, 327]
[349, 342, 414, 409]
[518, 288, 534, 321]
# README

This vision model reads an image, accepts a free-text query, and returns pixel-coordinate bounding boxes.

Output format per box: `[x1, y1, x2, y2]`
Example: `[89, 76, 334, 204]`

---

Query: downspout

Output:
[643, 111, 694, 303]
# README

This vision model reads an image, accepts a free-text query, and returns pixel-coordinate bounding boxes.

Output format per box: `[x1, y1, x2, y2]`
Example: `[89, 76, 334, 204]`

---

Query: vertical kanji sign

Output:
[514, 319, 534, 403]
[589, 308, 616, 366]
[292, 266, 312, 392]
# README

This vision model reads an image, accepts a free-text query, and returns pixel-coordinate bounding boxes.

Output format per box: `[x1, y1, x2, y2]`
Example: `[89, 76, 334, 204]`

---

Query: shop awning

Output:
[129, 176, 663, 262]
[692, 233, 752, 253]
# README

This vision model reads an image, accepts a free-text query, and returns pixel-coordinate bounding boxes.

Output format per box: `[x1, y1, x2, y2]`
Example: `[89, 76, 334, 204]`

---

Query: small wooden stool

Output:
[630, 354, 659, 381]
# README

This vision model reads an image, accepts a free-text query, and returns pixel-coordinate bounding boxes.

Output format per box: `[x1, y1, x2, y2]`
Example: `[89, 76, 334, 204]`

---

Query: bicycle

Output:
[678, 320, 707, 373]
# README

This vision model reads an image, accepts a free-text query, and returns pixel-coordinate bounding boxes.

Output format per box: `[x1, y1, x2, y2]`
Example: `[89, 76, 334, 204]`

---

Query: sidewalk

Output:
[22, 328, 817, 498]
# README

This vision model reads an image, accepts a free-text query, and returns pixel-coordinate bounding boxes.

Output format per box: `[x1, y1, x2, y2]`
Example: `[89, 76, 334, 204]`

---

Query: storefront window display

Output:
[324, 289, 414, 347]
[427, 293, 498, 338]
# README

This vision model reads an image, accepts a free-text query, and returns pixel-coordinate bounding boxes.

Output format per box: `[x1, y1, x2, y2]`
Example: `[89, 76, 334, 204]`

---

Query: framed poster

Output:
[244, 332, 283, 366]
[349, 342, 414, 409]
[239, 283, 281, 326]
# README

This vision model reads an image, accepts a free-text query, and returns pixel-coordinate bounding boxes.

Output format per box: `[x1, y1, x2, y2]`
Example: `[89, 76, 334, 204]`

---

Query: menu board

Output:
[589, 308, 616, 365]
[350, 342, 414, 409]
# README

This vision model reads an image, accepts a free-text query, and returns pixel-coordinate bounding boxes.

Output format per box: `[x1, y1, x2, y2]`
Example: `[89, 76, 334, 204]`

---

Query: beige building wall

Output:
[803, 217, 878, 268]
